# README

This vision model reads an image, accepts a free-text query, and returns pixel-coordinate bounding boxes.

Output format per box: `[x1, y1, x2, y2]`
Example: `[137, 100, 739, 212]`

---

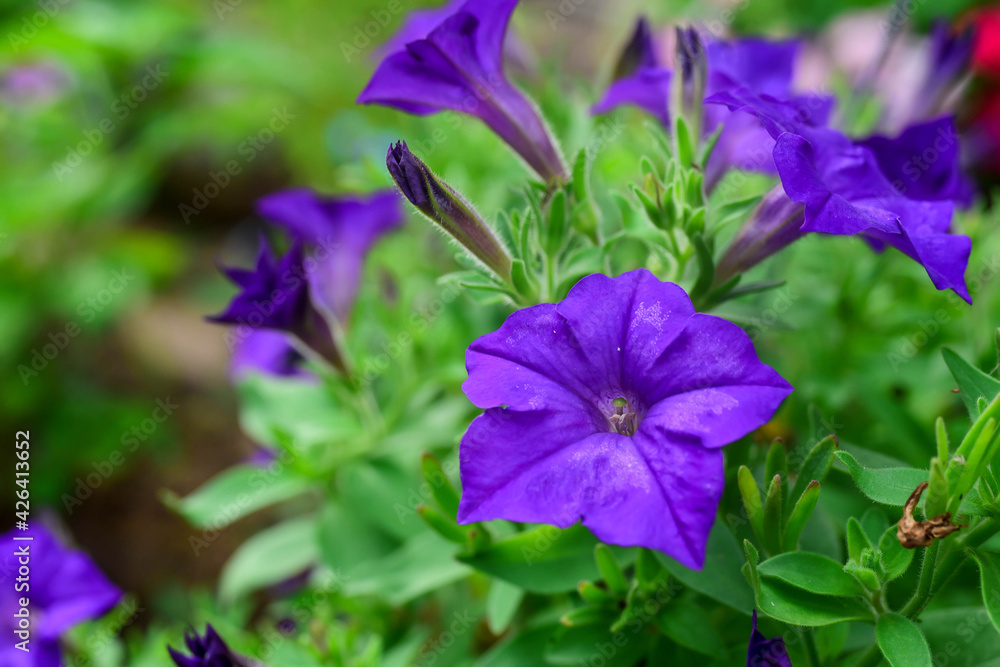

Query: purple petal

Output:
[707, 38, 799, 99]
[857, 117, 974, 205]
[373, 0, 467, 60]
[591, 67, 671, 125]
[1, 524, 122, 641]
[231, 329, 311, 380]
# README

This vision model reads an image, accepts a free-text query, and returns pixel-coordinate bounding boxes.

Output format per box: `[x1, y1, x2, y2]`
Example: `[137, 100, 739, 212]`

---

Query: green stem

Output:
[900, 540, 940, 617]
[802, 627, 822, 667]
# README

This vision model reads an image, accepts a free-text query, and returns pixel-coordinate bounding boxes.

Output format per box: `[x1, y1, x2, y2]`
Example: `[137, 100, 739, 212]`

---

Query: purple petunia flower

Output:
[357, 0, 567, 182]
[709, 89, 972, 301]
[747, 611, 793, 667]
[0, 523, 123, 666]
[210, 239, 347, 373]
[456, 270, 792, 568]
[168, 625, 254, 667]
[255, 188, 404, 324]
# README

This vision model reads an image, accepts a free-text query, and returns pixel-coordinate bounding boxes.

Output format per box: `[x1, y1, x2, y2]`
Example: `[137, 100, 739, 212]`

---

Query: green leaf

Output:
[458, 524, 635, 594]
[487, 579, 525, 635]
[339, 457, 424, 540]
[757, 552, 866, 597]
[784, 481, 820, 550]
[346, 531, 471, 605]
[846, 517, 873, 563]
[657, 523, 754, 613]
[162, 464, 310, 529]
[546, 189, 567, 257]
[420, 452, 461, 518]
[789, 435, 837, 506]
[737, 466, 765, 543]
[595, 544, 629, 598]
[876, 612, 932, 667]
[478, 623, 560, 667]
[935, 416, 950, 462]
[878, 525, 914, 581]
[762, 474, 784, 555]
[219, 516, 318, 602]
[836, 451, 927, 507]
[943, 347, 1000, 419]
[922, 607, 1000, 666]
[757, 577, 874, 626]
[926, 458, 949, 518]
[656, 599, 728, 660]
[765, 440, 788, 492]
[970, 550, 1000, 635]
[316, 501, 395, 573]
[545, 621, 653, 666]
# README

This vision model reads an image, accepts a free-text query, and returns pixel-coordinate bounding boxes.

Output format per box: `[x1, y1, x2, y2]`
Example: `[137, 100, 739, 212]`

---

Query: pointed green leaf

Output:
[486, 579, 524, 635]
[763, 474, 784, 555]
[876, 612, 932, 667]
[878, 525, 914, 581]
[846, 517, 873, 563]
[935, 417, 949, 462]
[790, 435, 837, 506]
[420, 452, 460, 518]
[784, 481, 821, 550]
[737, 465, 765, 543]
[595, 544, 629, 598]
[943, 347, 1000, 419]
[220, 516, 318, 602]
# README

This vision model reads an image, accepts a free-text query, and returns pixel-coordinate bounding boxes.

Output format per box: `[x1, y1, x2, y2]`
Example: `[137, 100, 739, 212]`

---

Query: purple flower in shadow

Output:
[457, 270, 792, 568]
[0, 523, 122, 666]
[747, 611, 793, 667]
[357, 0, 566, 182]
[168, 625, 253, 667]
[231, 329, 310, 381]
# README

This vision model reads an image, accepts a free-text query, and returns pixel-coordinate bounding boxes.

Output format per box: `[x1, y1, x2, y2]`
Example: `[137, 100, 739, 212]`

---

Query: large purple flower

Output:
[747, 611, 793, 667]
[255, 188, 404, 323]
[457, 270, 792, 568]
[357, 0, 566, 182]
[0, 523, 122, 666]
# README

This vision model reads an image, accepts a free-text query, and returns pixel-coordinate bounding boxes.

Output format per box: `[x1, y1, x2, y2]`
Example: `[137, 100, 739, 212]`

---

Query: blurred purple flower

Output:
[0, 523, 122, 666]
[373, 0, 465, 59]
[168, 625, 252, 667]
[255, 188, 404, 323]
[747, 611, 793, 667]
[231, 329, 310, 381]
[0, 63, 69, 106]
[209, 239, 346, 373]
[357, 0, 566, 181]
[913, 20, 975, 120]
[457, 270, 792, 568]
[593, 23, 830, 188]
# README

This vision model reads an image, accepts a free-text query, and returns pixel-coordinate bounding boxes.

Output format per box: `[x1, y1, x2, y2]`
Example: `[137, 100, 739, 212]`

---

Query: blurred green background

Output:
[2, 0, 998, 658]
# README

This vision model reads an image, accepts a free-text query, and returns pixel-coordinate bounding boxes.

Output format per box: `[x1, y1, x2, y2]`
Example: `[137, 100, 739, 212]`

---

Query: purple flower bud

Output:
[387, 141, 512, 281]
[714, 187, 806, 288]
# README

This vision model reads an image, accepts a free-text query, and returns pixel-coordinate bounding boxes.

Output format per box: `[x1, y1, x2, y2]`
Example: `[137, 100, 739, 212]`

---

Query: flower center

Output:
[608, 396, 639, 436]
